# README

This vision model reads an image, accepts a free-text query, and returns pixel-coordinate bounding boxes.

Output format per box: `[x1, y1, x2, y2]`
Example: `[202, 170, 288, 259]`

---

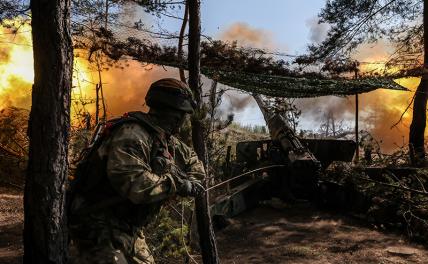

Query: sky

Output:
[160, 0, 326, 54]
[152, 0, 329, 127]
[201, 0, 326, 53]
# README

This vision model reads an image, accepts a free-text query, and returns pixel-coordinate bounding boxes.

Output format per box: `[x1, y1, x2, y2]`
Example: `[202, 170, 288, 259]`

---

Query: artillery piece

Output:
[211, 95, 356, 219]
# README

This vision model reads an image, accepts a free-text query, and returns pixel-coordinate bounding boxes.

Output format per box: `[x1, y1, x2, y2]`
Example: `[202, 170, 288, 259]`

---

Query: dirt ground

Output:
[216, 204, 428, 264]
[0, 186, 23, 264]
[1, 186, 427, 264]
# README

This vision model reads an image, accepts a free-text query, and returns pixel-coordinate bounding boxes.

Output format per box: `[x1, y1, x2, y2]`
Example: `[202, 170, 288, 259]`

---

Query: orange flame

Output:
[0, 21, 95, 116]
[0, 21, 33, 109]
[0, 20, 176, 126]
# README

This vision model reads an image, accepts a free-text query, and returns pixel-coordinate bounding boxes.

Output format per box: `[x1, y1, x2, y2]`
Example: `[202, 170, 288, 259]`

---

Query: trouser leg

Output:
[70, 240, 129, 264]
[131, 229, 155, 264]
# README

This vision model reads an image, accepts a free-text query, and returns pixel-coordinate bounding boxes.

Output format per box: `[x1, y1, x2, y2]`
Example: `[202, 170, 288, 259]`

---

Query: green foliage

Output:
[144, 201, 193, 263]
[228, 122, 268, 136]
[132, 0, 183, 14]
[298, 0, 423, 67]
[322, 163, 428, 242]
[263, 97, 301, 132]
[0, 0, 30, 24]
[200, 40, 291, 76]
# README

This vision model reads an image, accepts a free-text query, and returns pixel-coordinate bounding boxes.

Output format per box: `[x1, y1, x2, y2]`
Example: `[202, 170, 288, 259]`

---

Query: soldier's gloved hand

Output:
[177, 180, 205, 197]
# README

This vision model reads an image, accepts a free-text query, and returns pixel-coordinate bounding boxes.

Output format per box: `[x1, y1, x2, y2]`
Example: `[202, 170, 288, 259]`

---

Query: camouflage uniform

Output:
[69, 113, 205, 264]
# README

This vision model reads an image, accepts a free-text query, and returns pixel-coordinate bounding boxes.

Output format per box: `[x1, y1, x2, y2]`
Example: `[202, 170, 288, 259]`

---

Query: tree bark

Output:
[409, 0, 428, 166]
[188, 0, 220, 263]
[24, 0, 73, 263]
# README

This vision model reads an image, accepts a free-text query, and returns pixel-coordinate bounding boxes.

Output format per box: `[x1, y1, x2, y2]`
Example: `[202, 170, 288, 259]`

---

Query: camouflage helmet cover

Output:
[145, 78, 196, 113]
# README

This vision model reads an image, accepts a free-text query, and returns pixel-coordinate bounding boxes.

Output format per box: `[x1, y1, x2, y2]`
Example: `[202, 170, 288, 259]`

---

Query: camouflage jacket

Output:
[70, 112, 205, 227]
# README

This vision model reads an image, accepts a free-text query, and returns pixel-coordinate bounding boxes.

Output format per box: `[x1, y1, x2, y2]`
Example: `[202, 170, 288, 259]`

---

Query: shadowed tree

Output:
[24, 0, 73, 263]
[188, 0, 220, 263]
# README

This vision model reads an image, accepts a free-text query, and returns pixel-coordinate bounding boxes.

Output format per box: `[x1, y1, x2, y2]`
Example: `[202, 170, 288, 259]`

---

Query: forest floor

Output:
[216, 203, 428, 264]
[0, 185, 23, 264]
[1, 185, 427, 264]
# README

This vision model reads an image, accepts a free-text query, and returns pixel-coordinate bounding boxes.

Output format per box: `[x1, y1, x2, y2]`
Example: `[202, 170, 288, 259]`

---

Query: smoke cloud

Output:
[296, 79, 418, 153]
[306, 17, 329, 44]
[219, 22, 279, 50]
[101, 63, 179, 116]
[290, 40, 417, 153]
[216, 22, 288, 115]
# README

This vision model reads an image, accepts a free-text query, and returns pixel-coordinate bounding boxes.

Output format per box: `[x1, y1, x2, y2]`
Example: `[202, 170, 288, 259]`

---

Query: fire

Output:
[0, 20, 97, 123]
[0, 21, 33, 109]
[0, 19, 168, 128]
[391, 77, 420, 115]
[355, 63, 422, 152]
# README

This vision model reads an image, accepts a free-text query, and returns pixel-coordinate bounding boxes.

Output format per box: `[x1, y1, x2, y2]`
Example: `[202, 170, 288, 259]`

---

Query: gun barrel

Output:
[253, 94, 318, 163]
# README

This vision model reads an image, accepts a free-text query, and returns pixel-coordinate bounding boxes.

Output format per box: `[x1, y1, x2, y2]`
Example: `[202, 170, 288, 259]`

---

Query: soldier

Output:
[69, 78, 205, 264]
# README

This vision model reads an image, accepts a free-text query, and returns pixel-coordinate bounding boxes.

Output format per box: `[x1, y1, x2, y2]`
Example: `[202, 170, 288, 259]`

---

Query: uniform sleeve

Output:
[175, 139, 206, 182]
[105, 123, 177, 204]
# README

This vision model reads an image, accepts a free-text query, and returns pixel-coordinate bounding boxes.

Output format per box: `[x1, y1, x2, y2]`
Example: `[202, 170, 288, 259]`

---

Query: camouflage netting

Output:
[201, 69, 407, 98]
[77, 33, 409, 98]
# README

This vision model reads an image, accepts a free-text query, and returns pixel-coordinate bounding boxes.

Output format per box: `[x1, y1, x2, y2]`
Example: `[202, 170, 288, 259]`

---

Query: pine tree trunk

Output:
[24, 0, 73, 263]
[178, 0, 189, 83]
[409, 0, 428, 166]
[188, 0, 220, 263]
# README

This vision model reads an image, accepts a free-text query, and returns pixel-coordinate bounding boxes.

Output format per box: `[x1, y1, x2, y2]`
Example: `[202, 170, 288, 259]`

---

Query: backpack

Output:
[67, 111, 162, 215]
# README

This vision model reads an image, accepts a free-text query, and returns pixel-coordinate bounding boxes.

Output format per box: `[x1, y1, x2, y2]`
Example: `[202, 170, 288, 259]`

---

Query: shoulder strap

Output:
[125, 111, 166, 161]
[125, 111, 163, 135]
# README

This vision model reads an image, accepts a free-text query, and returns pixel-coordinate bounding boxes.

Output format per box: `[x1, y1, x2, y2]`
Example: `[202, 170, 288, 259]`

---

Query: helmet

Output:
[145, 78, 196, 113]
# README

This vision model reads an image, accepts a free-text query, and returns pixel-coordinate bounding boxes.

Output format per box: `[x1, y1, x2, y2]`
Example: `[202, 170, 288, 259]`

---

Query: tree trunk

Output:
[24, 0, 73, 263]
[178, 0, 189, 83]
[355, 94, 359, 163]
[409, 0, 428, 166]
[188, 0, 220, 263]
[95, 83, 100, 124]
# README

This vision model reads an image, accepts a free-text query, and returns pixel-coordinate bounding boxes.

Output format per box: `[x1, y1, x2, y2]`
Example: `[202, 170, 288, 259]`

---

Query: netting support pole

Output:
[355, 93, 359, 163]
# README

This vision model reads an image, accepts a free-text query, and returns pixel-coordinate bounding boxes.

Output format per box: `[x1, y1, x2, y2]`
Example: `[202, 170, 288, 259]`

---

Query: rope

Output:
[205, 165, 286, 192]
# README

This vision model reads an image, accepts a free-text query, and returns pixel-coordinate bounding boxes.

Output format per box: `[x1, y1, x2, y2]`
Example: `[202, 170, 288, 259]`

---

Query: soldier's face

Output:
[161, 109, 187, 135]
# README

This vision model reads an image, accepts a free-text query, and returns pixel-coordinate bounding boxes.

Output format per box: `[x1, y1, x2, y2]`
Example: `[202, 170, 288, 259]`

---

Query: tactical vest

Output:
[68, 111, 166, 217]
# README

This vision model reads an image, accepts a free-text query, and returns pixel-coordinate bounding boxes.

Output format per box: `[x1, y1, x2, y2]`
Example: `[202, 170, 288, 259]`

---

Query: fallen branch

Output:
[0, 143, 24, 158]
